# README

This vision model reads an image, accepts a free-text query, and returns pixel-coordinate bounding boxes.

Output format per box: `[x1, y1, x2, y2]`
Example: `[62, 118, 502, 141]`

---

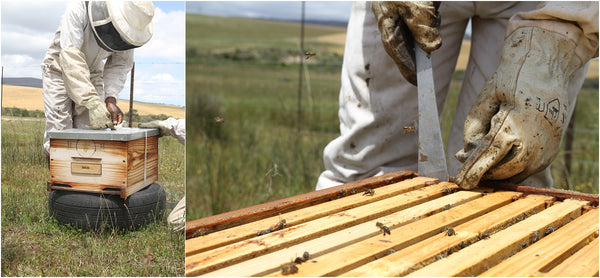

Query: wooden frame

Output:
[186, 171, 599, 277]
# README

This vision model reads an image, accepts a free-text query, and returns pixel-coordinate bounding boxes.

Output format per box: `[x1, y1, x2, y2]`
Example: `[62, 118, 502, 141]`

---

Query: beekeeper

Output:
[316, 2, 598, 190]
[42, 1, 154, 154]
[140, 118, 186, 232]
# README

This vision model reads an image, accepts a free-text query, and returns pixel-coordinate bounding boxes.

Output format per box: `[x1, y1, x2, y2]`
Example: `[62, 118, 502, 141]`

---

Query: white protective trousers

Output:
[316, 1, 589, 190]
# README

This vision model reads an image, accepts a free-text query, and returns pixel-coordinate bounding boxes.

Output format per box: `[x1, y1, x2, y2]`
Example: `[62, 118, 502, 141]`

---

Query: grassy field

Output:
[186, 14, 598, 221]
[1, 118, 185, 276]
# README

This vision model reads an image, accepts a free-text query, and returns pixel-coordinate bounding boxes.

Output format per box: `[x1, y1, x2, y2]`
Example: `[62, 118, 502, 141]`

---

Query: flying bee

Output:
[363, 188, 375, 196]
[304, 51, 316, 60]
[376, 222, 391, 236]
[403, 125, 416, 134]
[214, 116, 225, 125]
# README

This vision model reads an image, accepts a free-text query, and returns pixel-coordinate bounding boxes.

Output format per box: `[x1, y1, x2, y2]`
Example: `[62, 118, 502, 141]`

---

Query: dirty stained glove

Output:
[455, 27, 583, 189]
[85, 99, 114, 129]
[372, 1, 442, 85]
[105, 97, 123, 126]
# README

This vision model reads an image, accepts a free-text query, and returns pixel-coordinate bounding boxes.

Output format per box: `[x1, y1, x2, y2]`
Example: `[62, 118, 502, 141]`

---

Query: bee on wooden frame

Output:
[280, 262, 298, 275]
[363, 188, 375, 196]
[258, 218, 287, 236]
[376, 221, 391, 236]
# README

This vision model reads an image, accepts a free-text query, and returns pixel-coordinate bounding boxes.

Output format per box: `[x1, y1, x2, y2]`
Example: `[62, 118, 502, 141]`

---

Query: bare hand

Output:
[105, 97, 123, 126]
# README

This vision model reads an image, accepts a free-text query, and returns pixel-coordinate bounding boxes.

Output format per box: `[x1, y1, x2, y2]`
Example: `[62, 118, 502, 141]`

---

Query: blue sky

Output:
[0, 1, 353, 107]
[187, 1, 353, 22]
[1, 1, 186, 107]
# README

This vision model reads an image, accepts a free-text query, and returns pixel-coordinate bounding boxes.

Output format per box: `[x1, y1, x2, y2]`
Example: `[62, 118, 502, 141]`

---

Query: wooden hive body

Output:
[48, 128, 159, 198]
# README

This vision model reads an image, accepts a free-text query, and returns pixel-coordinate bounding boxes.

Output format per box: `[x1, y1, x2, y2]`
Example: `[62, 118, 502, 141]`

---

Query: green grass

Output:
[186, 15, 598, 221]
[1, 119, 184, 276]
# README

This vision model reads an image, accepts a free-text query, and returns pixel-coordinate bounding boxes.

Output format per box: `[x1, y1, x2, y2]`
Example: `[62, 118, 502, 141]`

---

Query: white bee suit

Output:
[316, 1, 594, 190]
[42, 1, 135, 153]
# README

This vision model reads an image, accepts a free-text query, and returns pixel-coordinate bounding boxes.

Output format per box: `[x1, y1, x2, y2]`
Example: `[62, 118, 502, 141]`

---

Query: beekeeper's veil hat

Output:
[87, 1, 154, 52]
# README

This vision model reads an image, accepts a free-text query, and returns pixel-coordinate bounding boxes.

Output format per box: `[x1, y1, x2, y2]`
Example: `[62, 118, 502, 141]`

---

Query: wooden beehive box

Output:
[47, 128, 160, 198]
[185, 171, 599, 277]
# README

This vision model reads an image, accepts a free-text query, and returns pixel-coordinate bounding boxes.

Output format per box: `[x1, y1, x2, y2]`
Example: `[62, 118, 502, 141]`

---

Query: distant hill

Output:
[2, 77, 43, 88]
[278, 18, 348, 28]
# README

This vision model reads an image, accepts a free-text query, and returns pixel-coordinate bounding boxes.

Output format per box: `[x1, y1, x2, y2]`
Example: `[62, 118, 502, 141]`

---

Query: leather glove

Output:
[455, 27, 583, 189]
[139, 120, 171, 137]
[372, 1, 442, 85]
[105, 97, 123, 126]
[85, 99, 114, 129]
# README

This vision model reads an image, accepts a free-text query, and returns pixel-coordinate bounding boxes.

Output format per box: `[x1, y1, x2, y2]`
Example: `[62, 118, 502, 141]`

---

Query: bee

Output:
[214, 116, 225, 125]
[403, 125, 416, 134]
[479, 232, 490, 240]
[304, 51, 317, 60]
[258, 218, 287, 236]
[257, 228, 272, 236]
[350, 187, 358, 195]
[294, 251, 310, 264]
[363, 188, 375, 196]
[445, 227, 455, 236]
[531, 230, 540, 243]
[274, 219, 287, 231]
[376, 222, 391, 236]
[336, 189, 347, 199]
[280, 262, 298, 275]
[302, 251, 310, 262]
[192, 228, 209, 238]
[442, 186, 457, 195]
[545, 226, 557, 236]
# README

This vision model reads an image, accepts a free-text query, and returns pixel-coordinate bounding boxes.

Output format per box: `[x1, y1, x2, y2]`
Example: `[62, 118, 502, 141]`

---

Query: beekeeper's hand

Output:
[85, 99, 114, 129]
[105, 97, 123, 126]
[139, 119, 171, 137]
[455, 27, 583, 189]
[372, 1, 442, 85]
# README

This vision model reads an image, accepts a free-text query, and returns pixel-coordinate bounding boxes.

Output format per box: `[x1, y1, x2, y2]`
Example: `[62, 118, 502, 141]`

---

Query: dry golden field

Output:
[1, 85, 184, 119]
[315, 31, 598, 78]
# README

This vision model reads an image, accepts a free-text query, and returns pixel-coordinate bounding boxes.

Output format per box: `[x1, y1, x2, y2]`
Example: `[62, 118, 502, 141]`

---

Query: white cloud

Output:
[1, 1, 185, 107]
[135, 7, 185, 63]
[1, 1, 67, 78]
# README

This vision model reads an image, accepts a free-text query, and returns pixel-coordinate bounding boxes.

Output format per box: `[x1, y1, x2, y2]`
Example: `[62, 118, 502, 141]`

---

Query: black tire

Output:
[48, 183, 166, 231]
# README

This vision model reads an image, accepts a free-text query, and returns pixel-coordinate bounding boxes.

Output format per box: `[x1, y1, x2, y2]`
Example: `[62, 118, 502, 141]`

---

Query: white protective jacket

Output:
[316, 1, 597, 190]
[42, 1, 133, 152]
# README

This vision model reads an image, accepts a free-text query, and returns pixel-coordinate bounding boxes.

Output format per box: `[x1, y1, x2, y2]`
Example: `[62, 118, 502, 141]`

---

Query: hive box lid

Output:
[47, 128, 160, 141]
